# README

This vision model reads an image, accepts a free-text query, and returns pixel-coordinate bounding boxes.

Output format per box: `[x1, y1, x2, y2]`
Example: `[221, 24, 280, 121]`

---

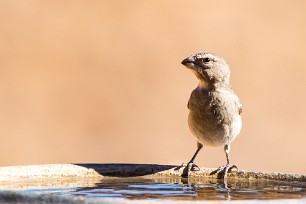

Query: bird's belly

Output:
[188, 110, 241, 146]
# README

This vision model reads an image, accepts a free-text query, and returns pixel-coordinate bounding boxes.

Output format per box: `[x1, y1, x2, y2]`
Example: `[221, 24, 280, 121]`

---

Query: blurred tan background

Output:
[0, 0, 305, 174]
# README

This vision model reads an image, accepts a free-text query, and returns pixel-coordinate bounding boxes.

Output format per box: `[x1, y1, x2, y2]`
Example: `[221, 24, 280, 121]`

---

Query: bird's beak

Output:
[181, 56, 194, 66]
[181, 56, 196, 70]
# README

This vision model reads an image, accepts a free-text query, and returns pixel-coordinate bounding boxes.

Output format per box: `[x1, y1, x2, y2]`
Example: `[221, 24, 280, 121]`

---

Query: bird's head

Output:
[181, 52, 230, 88]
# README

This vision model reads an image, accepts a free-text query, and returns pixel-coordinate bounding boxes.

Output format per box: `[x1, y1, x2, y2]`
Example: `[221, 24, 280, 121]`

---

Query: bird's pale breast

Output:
[187, 86, 242, 146]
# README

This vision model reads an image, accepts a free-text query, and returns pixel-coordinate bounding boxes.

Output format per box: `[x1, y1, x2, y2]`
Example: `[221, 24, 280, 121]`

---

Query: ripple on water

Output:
[22, 178, 306, 201]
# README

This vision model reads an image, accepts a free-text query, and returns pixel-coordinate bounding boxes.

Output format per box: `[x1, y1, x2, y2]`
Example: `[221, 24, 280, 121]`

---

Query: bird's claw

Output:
[190, 163, 201, 171]
[216, 164, 238, 173]
[210, 164, 238, 179]
[181, 162, 201, 178]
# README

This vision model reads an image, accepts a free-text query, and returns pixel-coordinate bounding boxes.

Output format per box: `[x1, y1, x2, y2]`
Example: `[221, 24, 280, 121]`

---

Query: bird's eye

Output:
[202, 58, 211, 63]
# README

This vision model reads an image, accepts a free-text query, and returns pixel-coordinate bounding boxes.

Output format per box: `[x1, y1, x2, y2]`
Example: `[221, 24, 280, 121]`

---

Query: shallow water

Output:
[23, 178, 306, 201]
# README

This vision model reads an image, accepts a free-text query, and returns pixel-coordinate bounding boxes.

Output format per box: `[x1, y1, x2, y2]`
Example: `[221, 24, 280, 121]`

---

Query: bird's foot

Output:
[178, 162, 201, 178]
[210, 164, 238, 179]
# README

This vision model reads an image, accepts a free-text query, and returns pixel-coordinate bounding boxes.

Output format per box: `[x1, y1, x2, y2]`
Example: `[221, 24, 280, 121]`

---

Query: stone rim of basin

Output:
[0, 163, 305, 183]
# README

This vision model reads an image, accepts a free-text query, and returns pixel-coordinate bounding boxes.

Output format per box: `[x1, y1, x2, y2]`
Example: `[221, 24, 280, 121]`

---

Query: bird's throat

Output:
[194, 71, 212, 90]
[198, 80, 209, 89]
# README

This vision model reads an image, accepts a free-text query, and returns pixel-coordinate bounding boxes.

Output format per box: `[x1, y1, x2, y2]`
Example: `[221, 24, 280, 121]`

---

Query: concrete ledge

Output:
[0, 163, 305, 183]
[0, 164, 102, 182]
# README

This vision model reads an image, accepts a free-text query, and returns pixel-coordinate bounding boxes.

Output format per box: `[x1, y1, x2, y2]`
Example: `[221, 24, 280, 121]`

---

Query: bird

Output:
[180, 52, 242, 179]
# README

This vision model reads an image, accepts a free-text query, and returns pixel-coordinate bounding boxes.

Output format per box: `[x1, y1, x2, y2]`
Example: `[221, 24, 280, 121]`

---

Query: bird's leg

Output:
[223, 144, 238, 179]
[210, 144, 238, 180]
[181, 142, 203, 178]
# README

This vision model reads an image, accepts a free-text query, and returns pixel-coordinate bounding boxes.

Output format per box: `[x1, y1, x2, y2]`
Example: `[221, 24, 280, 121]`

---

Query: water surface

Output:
[23, 177, 306, 201]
